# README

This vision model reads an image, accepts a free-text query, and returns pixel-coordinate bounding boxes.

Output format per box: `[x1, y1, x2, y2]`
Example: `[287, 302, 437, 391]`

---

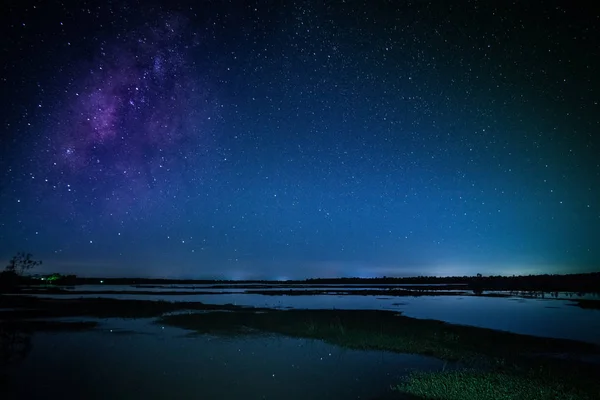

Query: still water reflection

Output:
[2, 318, 443, 400]
[30, 291, 600, 345]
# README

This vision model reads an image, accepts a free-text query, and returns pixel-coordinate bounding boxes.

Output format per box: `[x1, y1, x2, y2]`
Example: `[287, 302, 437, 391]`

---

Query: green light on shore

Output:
[100, 280, 104, 283]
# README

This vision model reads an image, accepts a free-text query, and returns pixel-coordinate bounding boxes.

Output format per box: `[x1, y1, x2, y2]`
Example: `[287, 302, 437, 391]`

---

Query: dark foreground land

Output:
[1, 295, 600, 399]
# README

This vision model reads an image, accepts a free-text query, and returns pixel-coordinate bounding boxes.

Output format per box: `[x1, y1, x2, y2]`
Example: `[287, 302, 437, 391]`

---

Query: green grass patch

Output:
[393, 369, 598, 400]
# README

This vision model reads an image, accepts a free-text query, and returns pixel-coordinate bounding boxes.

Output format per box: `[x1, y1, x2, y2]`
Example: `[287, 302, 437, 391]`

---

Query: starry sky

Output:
[1, 0, 598, 279]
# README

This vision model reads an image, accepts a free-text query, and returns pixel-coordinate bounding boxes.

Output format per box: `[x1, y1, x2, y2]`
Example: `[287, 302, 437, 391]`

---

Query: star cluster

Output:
[1, 0, 598, 278]
[47, 11, 217, 218]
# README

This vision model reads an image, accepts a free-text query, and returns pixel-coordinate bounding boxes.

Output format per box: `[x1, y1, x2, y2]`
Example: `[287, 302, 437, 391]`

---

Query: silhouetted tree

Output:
[5, 252, 42, 276]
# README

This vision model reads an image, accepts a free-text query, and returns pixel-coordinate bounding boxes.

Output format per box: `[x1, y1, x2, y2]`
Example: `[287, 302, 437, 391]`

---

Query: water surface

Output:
[26, 290, 600, 345]
[2, 318, 442, 400]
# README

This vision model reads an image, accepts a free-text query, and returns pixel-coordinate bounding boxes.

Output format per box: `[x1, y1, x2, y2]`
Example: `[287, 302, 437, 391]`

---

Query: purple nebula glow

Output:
[47, 13, 218, 217]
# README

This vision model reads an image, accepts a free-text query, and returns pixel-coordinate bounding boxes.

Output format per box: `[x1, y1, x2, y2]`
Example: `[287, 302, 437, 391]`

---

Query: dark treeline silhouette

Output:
[467, 272, 600, 295]
[304, 272, 600, 290]
[7, 272, 598, 292]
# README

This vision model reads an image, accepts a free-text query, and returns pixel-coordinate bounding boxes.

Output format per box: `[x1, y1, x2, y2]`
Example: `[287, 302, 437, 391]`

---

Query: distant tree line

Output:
[466, 272, 600, 294]
[48, 272, 600, 293]
[1, 251, 599, 295]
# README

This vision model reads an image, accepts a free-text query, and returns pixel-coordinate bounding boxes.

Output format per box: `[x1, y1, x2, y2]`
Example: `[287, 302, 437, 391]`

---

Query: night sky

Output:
[1, 0, 598, 279]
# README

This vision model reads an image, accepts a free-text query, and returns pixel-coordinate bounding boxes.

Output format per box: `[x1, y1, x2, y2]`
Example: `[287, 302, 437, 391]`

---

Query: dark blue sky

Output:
[1, 0, 598, 278]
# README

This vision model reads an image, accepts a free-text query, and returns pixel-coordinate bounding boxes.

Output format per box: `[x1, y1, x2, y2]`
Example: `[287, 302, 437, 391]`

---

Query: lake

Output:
[3, 284, 600, 400]
[22, 284, 600, 345]
[2, 317, 442, 400]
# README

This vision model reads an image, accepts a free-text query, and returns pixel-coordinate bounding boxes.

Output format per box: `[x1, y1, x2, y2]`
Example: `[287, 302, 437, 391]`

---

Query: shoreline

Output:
[2, 294, 600, 399]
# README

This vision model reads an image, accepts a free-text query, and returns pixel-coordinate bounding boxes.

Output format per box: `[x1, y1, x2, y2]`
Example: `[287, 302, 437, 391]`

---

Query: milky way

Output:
[48, 12, 217, 217]
[1, 1, 598, 278]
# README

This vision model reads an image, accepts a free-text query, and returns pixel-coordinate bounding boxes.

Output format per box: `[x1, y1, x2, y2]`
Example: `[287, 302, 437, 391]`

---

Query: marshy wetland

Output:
[3, 0, 599, 398]
[2, 277, 600, 399]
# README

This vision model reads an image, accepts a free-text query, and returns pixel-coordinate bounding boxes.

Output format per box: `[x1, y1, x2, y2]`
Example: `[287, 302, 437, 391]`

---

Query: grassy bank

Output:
[393, 369, 593, 400]
[159, 309, 597, 360]
[159, 309, 600, 400]
[0, 295, 252, 319]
